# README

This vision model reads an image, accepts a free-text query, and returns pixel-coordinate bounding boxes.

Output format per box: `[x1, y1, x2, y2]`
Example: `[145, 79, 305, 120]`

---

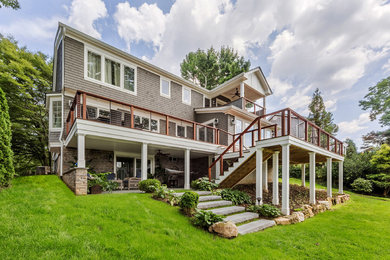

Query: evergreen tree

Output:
[369, 144, 390, 196]
[0, 86, 15, 187]
[0, 36, 52, 174]
[180, 46, 250, 90]
[307, 88, 339, 134]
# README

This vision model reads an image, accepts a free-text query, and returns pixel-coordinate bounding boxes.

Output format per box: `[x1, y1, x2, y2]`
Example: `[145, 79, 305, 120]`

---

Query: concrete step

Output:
[198, 195, 222, 202]
[207, 206, 245, 216]
[224, 212, 259, 224]
[197, 200, 233, 209]
[172, 191, 212, 197]
[237, 219, 276, 235]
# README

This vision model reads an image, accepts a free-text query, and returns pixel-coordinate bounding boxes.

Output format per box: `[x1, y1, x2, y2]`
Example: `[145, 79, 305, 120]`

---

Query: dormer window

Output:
[105, 58, 120, 87]
[87, 51, 101, 80]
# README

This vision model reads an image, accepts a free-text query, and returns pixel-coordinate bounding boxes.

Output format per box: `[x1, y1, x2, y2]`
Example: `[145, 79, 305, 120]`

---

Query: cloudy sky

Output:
[1, 0, 389, 148]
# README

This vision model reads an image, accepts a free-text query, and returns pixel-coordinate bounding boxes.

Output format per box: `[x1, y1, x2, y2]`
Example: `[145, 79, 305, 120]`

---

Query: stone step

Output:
[237, 219, 276, 235]
[197, 200, 233, 209]
[198, 195, 222, 202]
[172, 191, 212, 197]
[224, 212, 259, 224]
[207, 206, 245, 216]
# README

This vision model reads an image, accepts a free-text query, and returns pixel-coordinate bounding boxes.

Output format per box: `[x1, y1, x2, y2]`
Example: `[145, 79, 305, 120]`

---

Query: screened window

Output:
[105, 58, 120, 87]
[124, 65, 135, 91]
[177, 125, 186, 137]
[52, 100, 62, 128]
[151, 119, 158, 132]
[87, 51, 101, 80]
[160, 79, 170, 97]
[182, 87, 191, 105]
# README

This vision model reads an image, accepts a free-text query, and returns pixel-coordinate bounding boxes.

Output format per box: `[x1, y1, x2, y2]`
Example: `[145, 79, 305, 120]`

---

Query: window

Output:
[52, 100, 62, 129]
[124, 65, 135, 91]
[151, 119, 158, 132]
[105, 58, 120, 87]
[87, 51, 101, 80]
[160, 78, 170, 98]
[182, 87, 191, 105]
[177, 125, 186, 137]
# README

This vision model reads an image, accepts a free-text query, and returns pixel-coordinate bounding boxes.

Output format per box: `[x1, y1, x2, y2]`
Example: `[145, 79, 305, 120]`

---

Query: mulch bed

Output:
[234, 183, 328, 210]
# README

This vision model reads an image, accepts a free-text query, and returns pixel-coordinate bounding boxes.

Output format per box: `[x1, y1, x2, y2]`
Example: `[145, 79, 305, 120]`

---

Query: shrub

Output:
[153, 185, 180, 206]
[192, 210, 224, 229]
[179, 191, 199, 215]
[220, 189, 251, 205]
[247, 204, 281, 218]
[191, 177, 218, 191]
[139, 179, 161, 193]
[351, 178, 373, 194]
[0, 87, 15, 187]
[88, 172, 118, 192]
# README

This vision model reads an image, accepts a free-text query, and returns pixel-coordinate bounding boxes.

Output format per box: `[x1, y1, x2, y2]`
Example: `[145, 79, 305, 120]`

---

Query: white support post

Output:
[77, 134, 86, 168]
[240, 82, 245, 98]
[339, 161, 344, 194]
[256, 148, 263, 205]
[301, 164, 306, 187]
[327, 157, 332, 198]
[272, 151, 279, 205]
[184, 149, 190, 189]
[215, 154, 220, 180]
[263, 159, 268, 192]
[60, 143, 64, 176]
[309, 152, 316, 204]
[281, 144, 290, 215]
[133, 157, 137, 177]
[141, 143, 148, 180]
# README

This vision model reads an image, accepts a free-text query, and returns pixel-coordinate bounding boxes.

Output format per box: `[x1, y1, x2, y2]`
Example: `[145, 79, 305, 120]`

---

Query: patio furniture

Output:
[128, 177, 141, 190]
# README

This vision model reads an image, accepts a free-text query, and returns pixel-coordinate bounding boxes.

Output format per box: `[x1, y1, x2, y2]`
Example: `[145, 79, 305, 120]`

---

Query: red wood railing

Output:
[208, 108, 344, 181]
[65, 91, 234, 145]
[243, 97, 266, 116]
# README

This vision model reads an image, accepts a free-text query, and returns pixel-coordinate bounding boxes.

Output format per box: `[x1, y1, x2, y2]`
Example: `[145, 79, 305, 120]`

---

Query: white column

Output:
[141, 143, 148, 180]
[281, 144, 290, 215]
[256, 148, 263, 205]
[77, 134, 86, 168]
[301, 164, 306, 187]
[327, 157, 332, 198]
[262, 159, 268, 192]
[339, 161, 344, 194]
[309, 152, 316, 204]
[184, 149, 190, 189]
[133, 157, 137, 177]
[240, 82, 245, 98]
[215, 154, 220, 180]
[60, 144, 64, 176]
[272, 151, 279, 205]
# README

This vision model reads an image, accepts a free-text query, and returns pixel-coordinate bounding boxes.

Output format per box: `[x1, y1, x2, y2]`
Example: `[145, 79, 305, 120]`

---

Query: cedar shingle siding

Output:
[63, 36, 203, 121]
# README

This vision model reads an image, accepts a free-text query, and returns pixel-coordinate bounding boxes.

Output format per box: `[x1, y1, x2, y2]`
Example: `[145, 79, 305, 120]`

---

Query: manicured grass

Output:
[1, 176, 390, 259]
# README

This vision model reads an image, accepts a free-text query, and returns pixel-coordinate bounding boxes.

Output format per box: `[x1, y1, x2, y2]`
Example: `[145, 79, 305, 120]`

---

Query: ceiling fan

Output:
[155, 150, 170, 157]
[232, 88, 240, 98]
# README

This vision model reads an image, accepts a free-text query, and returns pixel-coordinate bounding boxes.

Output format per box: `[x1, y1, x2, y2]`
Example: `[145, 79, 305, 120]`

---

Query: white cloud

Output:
[267, 77, 293, 96]
[338, 113, 371, 134]
[67, 0, 107, 39]
[114, 2, 166, 52]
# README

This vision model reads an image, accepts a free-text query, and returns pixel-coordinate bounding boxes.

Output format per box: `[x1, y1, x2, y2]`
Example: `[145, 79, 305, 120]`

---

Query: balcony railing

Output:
[208, 108, 344, 180]
[65, 91, 235, 145]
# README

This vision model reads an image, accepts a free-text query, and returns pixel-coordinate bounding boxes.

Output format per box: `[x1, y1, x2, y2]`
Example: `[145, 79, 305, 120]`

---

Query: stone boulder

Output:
[292, 212, 305, 222]
[274, 217, 291, 225]
[319, 200, 331, 210]
[302, 205, 314, 219]
[209, 221, 238, 238]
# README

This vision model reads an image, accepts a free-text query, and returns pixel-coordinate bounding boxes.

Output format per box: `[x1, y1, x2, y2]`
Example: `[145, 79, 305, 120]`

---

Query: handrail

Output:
[208, 107, 344, 181]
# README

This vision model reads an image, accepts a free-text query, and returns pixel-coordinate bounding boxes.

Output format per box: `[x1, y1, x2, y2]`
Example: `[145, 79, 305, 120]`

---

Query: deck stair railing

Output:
[208, 108, 344, 181]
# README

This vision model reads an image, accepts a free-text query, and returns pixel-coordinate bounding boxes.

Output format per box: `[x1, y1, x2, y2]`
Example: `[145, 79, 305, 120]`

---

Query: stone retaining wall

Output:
[62, 168, 88, 195]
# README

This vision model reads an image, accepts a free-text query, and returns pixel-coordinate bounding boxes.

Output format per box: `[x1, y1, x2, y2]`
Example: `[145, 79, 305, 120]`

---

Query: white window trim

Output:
[84, 45, 137, 96]
[49, 97, 62, 131]
[160, 77, 171, 98]
[182, 86, 191, 105]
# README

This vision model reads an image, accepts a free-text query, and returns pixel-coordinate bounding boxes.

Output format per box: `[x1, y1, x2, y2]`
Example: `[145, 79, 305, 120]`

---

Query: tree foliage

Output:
[180, 46, 250, 90]
[359, 76, 390, 127]
[369, 144, 390, 196]
[0, 86, 15, 187]
[0, 35, 52, 174]
[307, 88, 339, 134]
[0, 0, 19, 9]
[361, 130, 390, 151]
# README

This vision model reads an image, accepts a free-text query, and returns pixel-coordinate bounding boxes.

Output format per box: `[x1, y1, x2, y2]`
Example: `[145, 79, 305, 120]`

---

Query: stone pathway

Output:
[173, 190, 275, 235]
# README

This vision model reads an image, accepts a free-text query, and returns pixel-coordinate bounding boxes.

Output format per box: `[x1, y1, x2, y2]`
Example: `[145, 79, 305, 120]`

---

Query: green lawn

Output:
[1, 176, 389, 259]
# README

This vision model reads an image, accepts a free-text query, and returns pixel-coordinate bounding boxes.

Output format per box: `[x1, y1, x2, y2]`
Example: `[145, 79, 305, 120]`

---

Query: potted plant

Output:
[88, 172, 118, 194]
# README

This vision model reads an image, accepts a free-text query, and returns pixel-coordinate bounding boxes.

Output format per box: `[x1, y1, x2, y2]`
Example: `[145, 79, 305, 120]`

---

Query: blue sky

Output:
[1, 0, 389, 148]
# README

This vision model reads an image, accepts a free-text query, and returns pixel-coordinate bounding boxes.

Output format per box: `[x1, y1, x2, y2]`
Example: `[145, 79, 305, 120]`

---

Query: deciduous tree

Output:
[369, 144, 390, 196]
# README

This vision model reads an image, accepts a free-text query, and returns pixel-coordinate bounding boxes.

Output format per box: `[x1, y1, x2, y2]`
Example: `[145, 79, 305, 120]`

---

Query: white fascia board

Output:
[46, 93, 62, 108]
[256, 135, 344, 161]
[195, 106, 258, 121]
[66, 119, 223, 153]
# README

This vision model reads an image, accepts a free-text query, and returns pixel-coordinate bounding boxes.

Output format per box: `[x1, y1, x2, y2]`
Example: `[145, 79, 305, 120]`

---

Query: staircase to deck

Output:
[174, 191, 275, 235]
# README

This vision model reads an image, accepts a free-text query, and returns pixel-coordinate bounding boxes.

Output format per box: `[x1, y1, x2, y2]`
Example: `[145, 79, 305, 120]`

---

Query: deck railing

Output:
[65, 91, 235, 145]
[208, 108, 344, 181]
